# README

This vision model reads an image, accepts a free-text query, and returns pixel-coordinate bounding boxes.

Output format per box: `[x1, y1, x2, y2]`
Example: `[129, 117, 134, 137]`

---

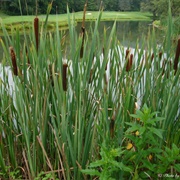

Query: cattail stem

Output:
[62, 63, 68, 91]
[9, 46, 18, 76]
[26, 47, 31, 67]
[162, 59, 166, 76]
[102, 47, 108, 70]
[89, 69, 93, 84]
[174, 38, 180, 74]
[34, 17, 39, 52]
[110, 114, 115, 138]
[49, 64, 54, 87]
[104, 72, 108, 93]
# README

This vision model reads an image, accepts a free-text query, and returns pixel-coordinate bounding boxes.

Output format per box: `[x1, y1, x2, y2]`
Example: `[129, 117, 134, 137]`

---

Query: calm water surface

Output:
[77, 21, 163, 47]
[0, 21, 163, 61]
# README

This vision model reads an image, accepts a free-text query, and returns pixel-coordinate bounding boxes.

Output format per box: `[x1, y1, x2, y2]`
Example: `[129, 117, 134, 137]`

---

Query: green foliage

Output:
[35, 171, 59, 180]
[157, 144, 180, 174]
[141, 0, 180, 18]
[0, 166, 22, 179]
[82, 105, 180, 179]
[82, 144, 132, 180]
[0, 0, 143, 15]
[124, 104, 164, 179]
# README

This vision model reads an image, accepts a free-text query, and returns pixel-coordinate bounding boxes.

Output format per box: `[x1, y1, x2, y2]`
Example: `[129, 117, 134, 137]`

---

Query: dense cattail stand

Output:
[0, 2, 179, 179]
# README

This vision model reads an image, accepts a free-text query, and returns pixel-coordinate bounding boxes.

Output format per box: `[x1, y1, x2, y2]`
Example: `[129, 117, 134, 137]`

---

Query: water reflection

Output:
[77, 21, 163, 47]
[0, 21, 163, 61]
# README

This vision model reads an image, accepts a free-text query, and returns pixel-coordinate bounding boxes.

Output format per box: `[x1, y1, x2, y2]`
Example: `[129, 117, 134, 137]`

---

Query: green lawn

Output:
[1, 11, 152, 24]
[0, 11, 152, 34]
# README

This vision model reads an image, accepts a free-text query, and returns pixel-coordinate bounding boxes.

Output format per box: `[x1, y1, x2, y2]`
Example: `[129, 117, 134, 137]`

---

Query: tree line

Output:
[0, 0, 142, 15]
[0, 0, 179, 18]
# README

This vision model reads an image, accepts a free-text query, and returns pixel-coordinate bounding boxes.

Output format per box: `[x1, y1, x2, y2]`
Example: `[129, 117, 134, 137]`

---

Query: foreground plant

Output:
[82, 143, 132, 180]
[82, 104, 180, 179]
[124, 104, 164, 179]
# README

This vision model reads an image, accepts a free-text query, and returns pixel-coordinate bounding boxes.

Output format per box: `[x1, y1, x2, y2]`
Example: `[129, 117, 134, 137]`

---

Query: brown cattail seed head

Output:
[151, 53, 154, 61]
[126, 53, 133, 72]
[159, 52, 162, 59]
[9, 46, 18, 76]
[34, 17, 39, 52]
[80, 27, 85, 58]
[62, 63, 68, 91]
[125, 49, 130, 59]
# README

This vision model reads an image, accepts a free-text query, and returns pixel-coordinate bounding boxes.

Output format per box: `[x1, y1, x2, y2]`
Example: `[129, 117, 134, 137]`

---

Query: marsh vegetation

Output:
[0, 1, 179, 180]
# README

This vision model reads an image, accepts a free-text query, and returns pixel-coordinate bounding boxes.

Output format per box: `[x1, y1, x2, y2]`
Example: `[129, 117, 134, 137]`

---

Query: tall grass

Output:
[0, 3, 179, 180]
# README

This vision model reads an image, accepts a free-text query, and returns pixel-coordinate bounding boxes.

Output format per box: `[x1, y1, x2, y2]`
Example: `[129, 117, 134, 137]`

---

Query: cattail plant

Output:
[34, 16, 39, 52]
[9, 46, 18, 76]
[80, 1, 87, 58]
[62, 63, 68, 91]
[174, 37, 180, 74]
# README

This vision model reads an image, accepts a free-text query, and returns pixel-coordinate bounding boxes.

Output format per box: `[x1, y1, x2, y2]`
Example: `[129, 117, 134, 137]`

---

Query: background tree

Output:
[130, 0, 141, 11]
[102, 0, 118, 11]
[141, 0, 180, 18]
[0, 0, 179, 16]
[118, 0, 131, 11]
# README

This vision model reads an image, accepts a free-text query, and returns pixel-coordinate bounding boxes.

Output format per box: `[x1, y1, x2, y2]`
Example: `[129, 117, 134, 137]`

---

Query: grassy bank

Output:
[0, 11, 152, 34]
[1, 11, 152, 23]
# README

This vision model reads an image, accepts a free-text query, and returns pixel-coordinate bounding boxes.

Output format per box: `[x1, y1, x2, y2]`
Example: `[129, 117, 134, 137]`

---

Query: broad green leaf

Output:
[148, 127, 163, 139]
[111, 161, 132, 172]
[172, 143, 180, 157]
[174, 164, 180, 173]
[125, 125, 141, 133]
[81, 169, 101, 176]
[140, 159, 155, 171]
[139, 126, 146, 135]
[89, 160, 105, 168]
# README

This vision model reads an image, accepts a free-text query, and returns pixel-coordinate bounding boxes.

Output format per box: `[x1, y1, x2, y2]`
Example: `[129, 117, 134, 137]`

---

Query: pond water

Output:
[0, 21, 163, 61]
[77, 21, 163, 47]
